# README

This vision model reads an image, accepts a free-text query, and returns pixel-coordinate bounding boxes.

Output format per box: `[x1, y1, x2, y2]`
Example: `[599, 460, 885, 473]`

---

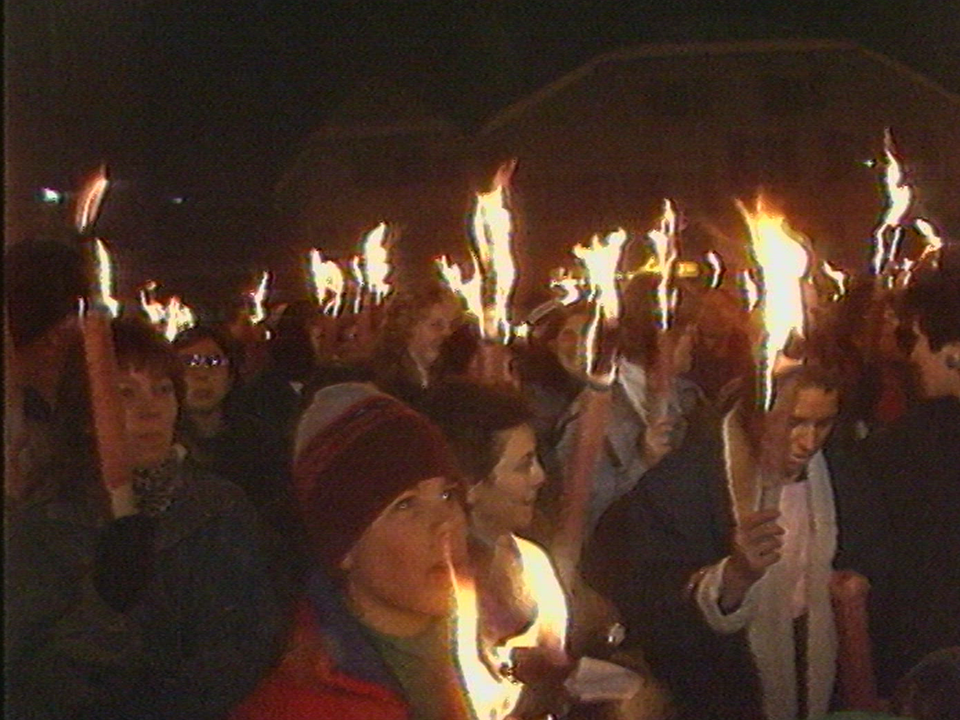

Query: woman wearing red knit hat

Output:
[232, 383, 472, 720]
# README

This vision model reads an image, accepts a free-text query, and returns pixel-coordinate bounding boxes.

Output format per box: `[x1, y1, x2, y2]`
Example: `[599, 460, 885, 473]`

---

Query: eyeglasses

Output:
[180, 354, 229, 369]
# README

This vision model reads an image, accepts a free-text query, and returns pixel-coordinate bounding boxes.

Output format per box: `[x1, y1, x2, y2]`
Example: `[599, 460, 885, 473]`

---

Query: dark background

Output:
[6, 0, 960, 314]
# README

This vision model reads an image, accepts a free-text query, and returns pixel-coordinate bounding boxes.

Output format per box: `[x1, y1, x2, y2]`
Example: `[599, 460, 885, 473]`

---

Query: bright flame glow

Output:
[75, 166, 109, 234]
[308, 249, 346, 316]
[646, 199, 679, 330]
[93, 239, 120, 318]
[249, 272, 270, 325]
[822, 261, 847, 299]
[573, 228, 629, 383]
[470, 161, 518, 341]
[706, 251, 724, 289]
[740, 271, 760, 312]
[163, 296, 196, 342]
[915, 218, 943, 262]
[739, 198, 810, 410]
[549, 268, 583, 306]
[360, 223, 392, 303]
[452, 535, 568, 720]
[436, 256, 484, 325]
[872, 129, 912, 274]
[139, 280, 166, 324]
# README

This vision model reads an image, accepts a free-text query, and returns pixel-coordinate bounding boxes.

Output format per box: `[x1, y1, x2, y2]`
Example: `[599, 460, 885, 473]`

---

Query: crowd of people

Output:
[5, 235, 959, 720]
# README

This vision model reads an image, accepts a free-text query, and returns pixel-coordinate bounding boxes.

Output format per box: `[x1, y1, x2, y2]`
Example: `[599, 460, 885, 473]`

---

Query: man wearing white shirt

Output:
[696, 366, 842, 720]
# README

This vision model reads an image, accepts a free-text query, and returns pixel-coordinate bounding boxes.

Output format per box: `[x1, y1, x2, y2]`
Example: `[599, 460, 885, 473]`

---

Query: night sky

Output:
[6, 0, 960, 313]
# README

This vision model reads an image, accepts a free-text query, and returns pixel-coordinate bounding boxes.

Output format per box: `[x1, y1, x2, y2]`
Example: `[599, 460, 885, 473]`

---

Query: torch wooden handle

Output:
[81, 309, 131, 492]
[553, 389, 612, 582]
[830, 570, 882, 711]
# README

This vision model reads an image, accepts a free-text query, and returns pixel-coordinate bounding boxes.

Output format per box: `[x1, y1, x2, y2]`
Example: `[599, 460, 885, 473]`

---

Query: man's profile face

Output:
[783, 386, 839, 480]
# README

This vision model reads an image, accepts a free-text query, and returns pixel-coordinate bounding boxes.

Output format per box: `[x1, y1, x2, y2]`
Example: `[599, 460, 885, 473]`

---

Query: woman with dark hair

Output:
[369, 282, 462, 403]
[172, 324, 286, 511]
[6, 318, 282, 720]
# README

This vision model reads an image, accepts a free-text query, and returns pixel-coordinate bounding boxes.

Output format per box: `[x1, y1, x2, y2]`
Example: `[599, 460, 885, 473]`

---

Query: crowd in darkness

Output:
[5, 235, 959, 720]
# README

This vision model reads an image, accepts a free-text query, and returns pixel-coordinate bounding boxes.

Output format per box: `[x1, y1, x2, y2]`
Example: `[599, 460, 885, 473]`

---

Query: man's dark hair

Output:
[415, 379, 534, 485]
[900, 247, 960, 352]
[5, 239, 86, 348]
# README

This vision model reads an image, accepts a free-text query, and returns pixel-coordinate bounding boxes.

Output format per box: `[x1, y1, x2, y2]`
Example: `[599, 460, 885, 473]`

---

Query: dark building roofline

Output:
[481, 38, 960, 134]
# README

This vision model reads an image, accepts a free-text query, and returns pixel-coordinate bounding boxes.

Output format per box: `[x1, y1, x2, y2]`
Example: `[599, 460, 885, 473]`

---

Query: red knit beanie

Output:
[293, 383, 459, 570]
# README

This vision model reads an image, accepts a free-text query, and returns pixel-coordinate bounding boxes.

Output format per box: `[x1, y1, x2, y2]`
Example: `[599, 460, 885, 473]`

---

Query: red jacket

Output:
[232, 603, 411, 720]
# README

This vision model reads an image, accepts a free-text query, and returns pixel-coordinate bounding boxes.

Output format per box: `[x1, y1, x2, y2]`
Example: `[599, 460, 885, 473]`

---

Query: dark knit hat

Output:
[293, 383, 459, 570]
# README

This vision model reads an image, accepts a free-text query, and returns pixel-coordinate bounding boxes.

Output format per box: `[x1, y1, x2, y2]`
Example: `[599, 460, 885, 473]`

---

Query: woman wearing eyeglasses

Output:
[172, 325, 287, 512]
[6, 318, 283, 720]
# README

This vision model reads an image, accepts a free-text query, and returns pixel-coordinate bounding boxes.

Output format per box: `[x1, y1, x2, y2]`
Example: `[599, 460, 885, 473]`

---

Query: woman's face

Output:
[343, 476, 468, 633]
[118, 367, 179, 468]
[408, 301, 459, 370]
[552, 313, 590, 374]
[177, 337, 231, 414]
[468, 424, 545, 537]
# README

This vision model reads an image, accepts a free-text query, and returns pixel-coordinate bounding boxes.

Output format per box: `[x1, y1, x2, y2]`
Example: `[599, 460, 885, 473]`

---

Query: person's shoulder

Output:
[181, 459, 255, 513]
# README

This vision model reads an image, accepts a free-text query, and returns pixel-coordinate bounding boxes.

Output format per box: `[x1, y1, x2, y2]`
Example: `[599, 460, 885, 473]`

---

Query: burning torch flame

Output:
[740, 271, 760, 312]
[452, 535, 568, 720]
[822, 261, 847, 300]
[646, 199, 679, 331]
[915, 218, 943, 263]
[739, 198, 810, 411]
[572, 228, 629, 383]
[139, 280, 166, 324]
[308, 249, 346, 316]
[360, 222, 392, 303]
[249, 271, 270, 325]
[75, 166, 109, 234]
[706, 251, 724, 289]
[436, 256, 484, 325]
[872, 129, 912, 275]
[162, 296, 196, 342]
[470, 161, 519, 341]
[93, 239, 120, 318]
[549, 269, 583, 306]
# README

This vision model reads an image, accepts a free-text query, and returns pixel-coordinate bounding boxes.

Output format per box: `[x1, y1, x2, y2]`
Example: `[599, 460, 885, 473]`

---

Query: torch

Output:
[352, 223, 392, 352]
[74, 167, 131, 496]
[307, 249, 346, 358]
[436, 162, 520, 385]
[728, 196, 810, 520]
[871, 128, 912, 279]
[551, 228, 630, 581]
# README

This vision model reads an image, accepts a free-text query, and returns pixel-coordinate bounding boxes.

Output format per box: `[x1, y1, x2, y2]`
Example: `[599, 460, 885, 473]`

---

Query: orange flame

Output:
[739, 197, 810, 410]
[470, 161, 518, 341]
[436, 256, 484, 326]
[360, 222, 392, 303]
[75, 166, 109, 234]
[162, 296, 196, 342]
[915, 218, 943, 263]
[308, 249, 346, 316]
[452, 535, 568, 720]
[93, 239, 120, 318]
[822, 261, 847, 300]
[872, 129, 912, 274]
[139, 280, 166, 324]
[646, 199, 679, 330]
[572, 228, 629, 383]
[249, 271, 270, 325]
[549, 268, 583, 306]
[740, 271, 760, 312]
[706, 251, 724, 289]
